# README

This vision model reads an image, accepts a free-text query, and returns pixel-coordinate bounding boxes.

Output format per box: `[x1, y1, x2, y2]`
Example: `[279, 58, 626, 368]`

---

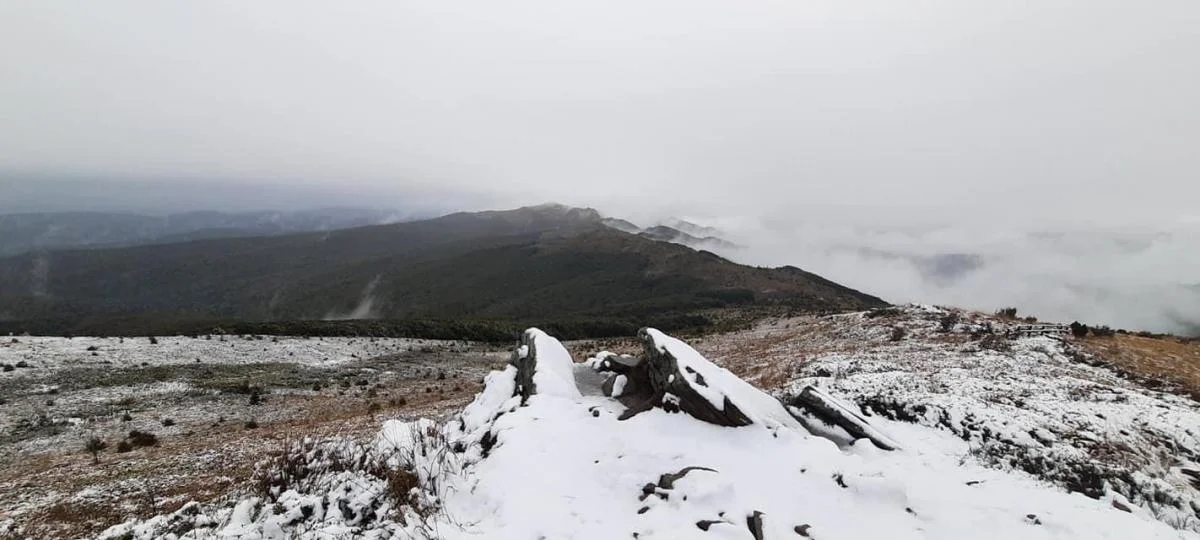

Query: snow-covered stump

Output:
[785, 386, 901, 451]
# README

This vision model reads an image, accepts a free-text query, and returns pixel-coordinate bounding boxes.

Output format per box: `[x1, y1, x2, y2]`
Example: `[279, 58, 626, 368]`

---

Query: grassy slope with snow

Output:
[0, 335, 435, 374]
[696, 305, 1200, 532]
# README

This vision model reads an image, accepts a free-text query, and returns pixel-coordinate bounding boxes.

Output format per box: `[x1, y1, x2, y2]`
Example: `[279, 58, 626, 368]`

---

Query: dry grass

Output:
[0, 383, 481, 539]
[1077, 334, 1200, 399]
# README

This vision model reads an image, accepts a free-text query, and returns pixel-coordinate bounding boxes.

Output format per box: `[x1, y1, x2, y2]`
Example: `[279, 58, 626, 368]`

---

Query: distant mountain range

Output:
[0, 204, 885, 334]
[0, 208, 413, 257]
[601, 217, 742, 252]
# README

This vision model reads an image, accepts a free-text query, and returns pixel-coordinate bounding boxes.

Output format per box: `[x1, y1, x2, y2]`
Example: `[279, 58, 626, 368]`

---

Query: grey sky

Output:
[3, 1, 1198, 223]
[2, 2, 1198, 331]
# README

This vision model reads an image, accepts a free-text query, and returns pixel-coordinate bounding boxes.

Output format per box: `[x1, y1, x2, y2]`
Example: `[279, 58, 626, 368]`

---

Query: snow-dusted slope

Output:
[99, 328, 1195, 539]
[697, 305, 1200, 532]
[0, 335, 432, 375]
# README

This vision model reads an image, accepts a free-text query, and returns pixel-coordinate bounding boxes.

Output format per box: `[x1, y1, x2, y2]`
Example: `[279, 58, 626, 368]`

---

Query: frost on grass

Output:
[98, 326, 1194, 539]
[703, 304, 1200, 532]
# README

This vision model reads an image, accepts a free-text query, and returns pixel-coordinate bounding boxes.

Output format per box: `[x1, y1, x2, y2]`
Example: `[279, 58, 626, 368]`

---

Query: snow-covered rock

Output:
[698, 304, 1200, 532]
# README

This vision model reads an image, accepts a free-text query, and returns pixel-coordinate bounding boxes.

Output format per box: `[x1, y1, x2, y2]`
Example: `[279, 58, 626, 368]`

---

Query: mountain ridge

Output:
[0, 205, 885, 335]
[0, 208, 419, 257]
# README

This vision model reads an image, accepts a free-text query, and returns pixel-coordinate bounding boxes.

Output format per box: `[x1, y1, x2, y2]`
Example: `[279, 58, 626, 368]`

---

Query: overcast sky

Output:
[3, 1, 1198, 221]
[2, 2, 1198, 331]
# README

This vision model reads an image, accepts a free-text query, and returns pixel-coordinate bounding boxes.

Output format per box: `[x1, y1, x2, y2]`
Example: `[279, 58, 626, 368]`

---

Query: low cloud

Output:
[681, 214, 1200, 335]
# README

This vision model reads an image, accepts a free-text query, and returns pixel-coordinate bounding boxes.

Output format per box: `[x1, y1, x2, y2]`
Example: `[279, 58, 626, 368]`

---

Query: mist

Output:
[2, 2, 1197, 332]
[691, 215, 1200, 335]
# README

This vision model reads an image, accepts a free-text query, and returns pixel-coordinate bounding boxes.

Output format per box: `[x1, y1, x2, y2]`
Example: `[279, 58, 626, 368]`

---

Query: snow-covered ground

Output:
[0, 335, 498, 539]
[96, 325, 1200, 539]
[0, 335, 444, 375]
[696, 305, 1200, 532]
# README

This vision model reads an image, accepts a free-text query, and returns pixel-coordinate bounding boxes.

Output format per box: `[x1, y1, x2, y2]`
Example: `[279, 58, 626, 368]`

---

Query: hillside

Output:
[0, 208, 412, 257]
[0, 205, 885, 334]
[79, 323, 1198, 539]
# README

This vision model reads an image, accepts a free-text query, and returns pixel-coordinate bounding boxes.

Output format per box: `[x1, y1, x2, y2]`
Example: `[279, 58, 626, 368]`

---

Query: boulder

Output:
[785, 386, 900, 451]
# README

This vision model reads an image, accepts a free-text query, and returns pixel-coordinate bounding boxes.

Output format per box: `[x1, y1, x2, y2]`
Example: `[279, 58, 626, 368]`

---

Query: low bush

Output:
[865, 307, 903, 319]
[128, 430, 159, 447]
[84, 437, 108, 464]
[1092, 325, 1116, 337]
[939, 312, 960, 333]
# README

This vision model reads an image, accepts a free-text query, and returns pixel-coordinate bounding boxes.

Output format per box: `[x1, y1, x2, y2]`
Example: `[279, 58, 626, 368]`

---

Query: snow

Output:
[523, 328, 582, 399]
[100, 326, 1198, 539]
[0, 335, 443, 376]
[644, 328, 802, 429]
[696, 305, 1200, 531]
[611, 374, 628, 397]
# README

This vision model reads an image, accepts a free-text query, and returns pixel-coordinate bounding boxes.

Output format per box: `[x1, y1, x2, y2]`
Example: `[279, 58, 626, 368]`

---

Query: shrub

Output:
[1092, 325, 1115, 337]
[128, 430, 159, 447]
[245, 419, 259, 429]
[161, 418, 176, 427]
[1069, 322, 1089, 338]
[15, 361, 28, 368]
[249, 388, 263, 406]
[939, 312, 960, 333]
[85, 437, 108, 464]
[979, 334, 1011, 352]
[148, 336, 159, 345]
[865, 307, 903, 319]
[995, 307, 1019, 319]
[116, 440, 133, 453]
[2, 364, 13, 372]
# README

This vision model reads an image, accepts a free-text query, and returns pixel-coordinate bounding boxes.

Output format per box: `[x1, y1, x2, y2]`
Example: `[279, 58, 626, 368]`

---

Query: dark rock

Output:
[1182, 469, 1200, 490]
[510, 330, 542, 404]
[786, 386, 899, 451]
[794, 524, 812, 537]
[696, 520, 723, 531]
[746, 511, 766, 540]
[616, 329, 753, 427]
[657, 466, 717, 490]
